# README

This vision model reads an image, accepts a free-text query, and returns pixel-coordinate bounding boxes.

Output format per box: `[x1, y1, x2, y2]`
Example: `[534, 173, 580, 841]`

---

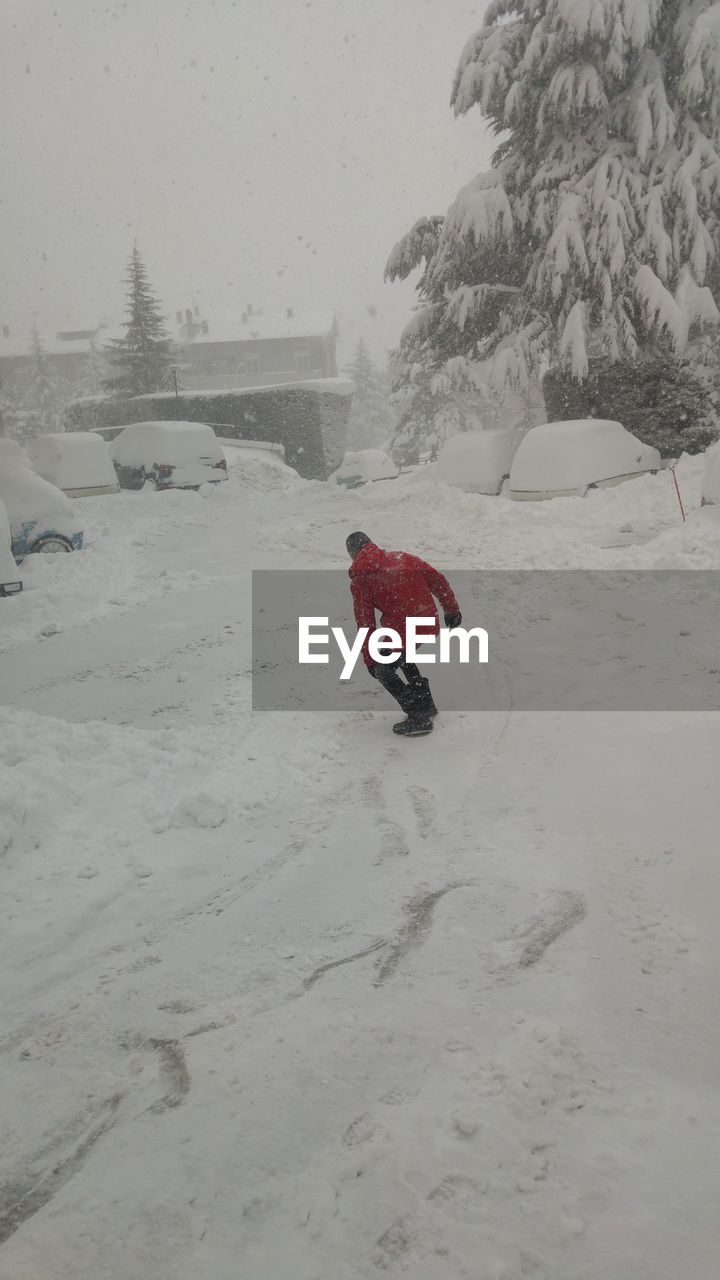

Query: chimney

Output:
[241, 312, 248, 324]
[247, 303, 253, 316]
[185, 308, 193, 327]
[286, 307, 294, 319]
[194, 304, 200, 317]
[201, 320, 209, 334]
[175, 310, 183, 325]
[2, 325, 9, 339]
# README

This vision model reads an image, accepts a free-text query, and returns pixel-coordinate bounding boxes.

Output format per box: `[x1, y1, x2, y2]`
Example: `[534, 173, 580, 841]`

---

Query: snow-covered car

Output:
[0, 497, 22, 596]
[110, 421, 228, 490]
[0, 439, 84, 557]
[329, 449, 398, 488]
[509, 418, 661, 501]
[90, 425, 127, 444]
[435, 429, 524, 496]
[28, 432, 119, 497]
[700, 440, 720, 506]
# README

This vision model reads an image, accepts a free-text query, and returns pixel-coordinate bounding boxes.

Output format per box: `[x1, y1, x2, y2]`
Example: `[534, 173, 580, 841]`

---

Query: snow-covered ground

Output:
[1, 451, 720, 1280]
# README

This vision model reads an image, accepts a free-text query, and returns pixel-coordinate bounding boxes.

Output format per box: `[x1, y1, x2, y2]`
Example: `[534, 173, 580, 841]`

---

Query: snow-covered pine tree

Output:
[82, 339, 104, 398]
[387, 0, 720, 421]
[104, 244, 174, 397]
[343, 339, 395, 448]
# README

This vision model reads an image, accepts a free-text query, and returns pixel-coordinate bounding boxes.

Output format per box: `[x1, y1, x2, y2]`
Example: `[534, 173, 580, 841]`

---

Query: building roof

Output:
[0, 324, 125, 360]
[0, 310, 337, 361]
[181, 310, 337, 345]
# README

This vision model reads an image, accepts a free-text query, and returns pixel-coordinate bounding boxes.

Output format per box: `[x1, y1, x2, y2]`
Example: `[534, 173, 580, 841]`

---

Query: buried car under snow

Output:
[435, 429, 525, 496]
[28, 431, 119, 497]
[110, 421, 228, 490]
[0, 439, 83, 558]
[329, 449, 398, 488]
[509, 418, 661, 501]
[0, 497, 22, 596]
[700, 440, 720, 507]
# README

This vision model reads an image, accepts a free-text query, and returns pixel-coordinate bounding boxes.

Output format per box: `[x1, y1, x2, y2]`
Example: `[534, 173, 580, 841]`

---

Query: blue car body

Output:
[11, 520, 84, 561]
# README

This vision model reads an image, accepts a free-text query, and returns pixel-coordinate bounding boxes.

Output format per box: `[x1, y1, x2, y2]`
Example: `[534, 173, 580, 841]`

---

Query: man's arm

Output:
[350, 577, 377, 668]
[416, 558, 460, 618]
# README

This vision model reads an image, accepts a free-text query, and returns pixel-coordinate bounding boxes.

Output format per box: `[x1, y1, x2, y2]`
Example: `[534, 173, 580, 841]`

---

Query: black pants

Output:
[372, 654, 433, 718]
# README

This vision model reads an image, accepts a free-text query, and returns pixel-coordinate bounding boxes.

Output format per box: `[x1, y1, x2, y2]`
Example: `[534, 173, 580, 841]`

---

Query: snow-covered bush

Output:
[543, 358, 719, 458]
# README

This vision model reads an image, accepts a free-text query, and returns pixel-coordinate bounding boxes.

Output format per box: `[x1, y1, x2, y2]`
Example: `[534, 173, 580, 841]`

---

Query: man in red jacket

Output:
[347, 531, 461, 736]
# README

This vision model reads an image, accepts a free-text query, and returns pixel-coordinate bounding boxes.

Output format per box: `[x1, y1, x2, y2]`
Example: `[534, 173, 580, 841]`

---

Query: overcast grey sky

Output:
[1, 0, 492, 362]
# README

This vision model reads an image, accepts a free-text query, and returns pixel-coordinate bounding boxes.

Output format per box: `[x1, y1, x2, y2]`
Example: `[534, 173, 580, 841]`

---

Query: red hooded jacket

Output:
[349, 542, 459, 668]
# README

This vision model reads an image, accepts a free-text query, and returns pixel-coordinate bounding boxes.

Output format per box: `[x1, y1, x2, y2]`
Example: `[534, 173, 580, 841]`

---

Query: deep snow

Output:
[1, 450, 719, 1280]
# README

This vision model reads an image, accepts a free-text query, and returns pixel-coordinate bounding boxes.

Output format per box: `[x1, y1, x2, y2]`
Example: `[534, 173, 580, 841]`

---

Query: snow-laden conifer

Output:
[388, 0, 720, 393]
[105, 244, 174, 397]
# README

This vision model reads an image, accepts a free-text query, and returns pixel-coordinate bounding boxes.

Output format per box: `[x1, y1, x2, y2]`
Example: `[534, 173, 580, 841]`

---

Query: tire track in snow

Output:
[146, 1038, 191, 1112]
[0, 1093, 122, 1245]
[118, 1034, 191, 1112]
[517, 891, 587, 968]
[172, 838, 308, 926]
[374, 884, 468, 987]
[302, 940, 387, 991]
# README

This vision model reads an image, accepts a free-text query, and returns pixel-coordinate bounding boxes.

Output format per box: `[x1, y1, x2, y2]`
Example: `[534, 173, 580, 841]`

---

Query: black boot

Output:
[392, 715, 433, 736]
[417, 676, 438, 718]
[392, 684, 433, 736]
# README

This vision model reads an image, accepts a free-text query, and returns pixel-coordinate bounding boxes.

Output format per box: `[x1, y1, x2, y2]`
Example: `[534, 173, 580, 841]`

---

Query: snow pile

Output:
[166, 792, 229, 830]
[221, 446, 304, 494]
[0, 438, 78, 529]
[0, 488, 214, 655]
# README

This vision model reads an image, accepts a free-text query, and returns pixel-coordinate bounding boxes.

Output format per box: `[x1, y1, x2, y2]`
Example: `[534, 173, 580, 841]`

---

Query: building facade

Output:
[173, 306, 339, 391]
[0, 308, 339, 406]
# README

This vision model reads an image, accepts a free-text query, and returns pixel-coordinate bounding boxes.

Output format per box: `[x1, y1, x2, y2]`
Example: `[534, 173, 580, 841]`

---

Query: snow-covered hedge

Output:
[62, 383, 352, 480]
[543, 360, 719, 459]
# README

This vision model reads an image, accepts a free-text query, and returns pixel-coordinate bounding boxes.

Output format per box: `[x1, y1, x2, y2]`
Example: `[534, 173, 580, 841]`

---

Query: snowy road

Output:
[2, 455, 720, 1279]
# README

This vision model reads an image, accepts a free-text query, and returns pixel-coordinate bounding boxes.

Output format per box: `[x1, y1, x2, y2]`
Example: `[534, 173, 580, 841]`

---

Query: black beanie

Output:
[346, 531, 372, 559]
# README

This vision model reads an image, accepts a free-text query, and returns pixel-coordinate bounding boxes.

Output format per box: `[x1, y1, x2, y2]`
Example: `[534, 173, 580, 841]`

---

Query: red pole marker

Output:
[671, 466, 686, 523]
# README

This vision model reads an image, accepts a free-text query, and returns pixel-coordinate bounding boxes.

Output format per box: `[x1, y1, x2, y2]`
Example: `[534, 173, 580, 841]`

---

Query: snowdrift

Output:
[0, 439, 82, 554]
